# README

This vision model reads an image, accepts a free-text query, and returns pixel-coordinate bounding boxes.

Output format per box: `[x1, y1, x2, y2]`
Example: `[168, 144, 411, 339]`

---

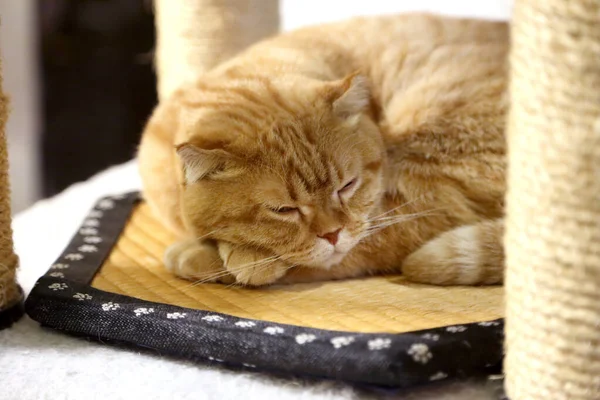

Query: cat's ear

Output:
[176, 143, 231, 183]
[324, 72, 370, 119]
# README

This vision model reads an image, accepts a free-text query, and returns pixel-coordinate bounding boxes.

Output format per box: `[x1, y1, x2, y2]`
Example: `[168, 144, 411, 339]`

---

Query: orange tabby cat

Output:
[138, 13, 508, 286]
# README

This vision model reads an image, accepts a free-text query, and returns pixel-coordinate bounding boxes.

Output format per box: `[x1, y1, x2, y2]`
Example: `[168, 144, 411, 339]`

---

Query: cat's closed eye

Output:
[338, 178, 358, 200]
[269, 206, 300, 216]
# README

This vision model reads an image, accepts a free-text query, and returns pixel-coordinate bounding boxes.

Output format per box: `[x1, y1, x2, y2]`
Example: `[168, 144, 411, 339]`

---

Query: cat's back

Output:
[252, 13, 510, 136]
[213, 13, 509, 109]
[228, 13, 508, 71]
[297, 13, 507, 48]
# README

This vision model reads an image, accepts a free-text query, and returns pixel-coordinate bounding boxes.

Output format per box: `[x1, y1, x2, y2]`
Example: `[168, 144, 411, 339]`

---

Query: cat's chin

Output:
[315, 251, 348, 269]
[294, 250, 348, 270]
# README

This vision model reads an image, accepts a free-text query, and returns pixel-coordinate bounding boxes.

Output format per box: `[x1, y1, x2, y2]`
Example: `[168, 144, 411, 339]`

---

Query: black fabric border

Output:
[25, 192, 505, 388]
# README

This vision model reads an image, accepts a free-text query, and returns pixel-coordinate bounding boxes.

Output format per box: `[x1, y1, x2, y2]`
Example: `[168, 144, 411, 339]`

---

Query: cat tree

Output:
[504, 0, 600, 398]
[0, 57, 21, 329]
[2, 0, 600, 398]
[154, 0, 280, 100]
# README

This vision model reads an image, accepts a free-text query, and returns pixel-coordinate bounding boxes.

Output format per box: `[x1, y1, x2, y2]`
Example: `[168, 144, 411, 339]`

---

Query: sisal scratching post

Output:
[505, 0, 600, 399]
[154, 0, 280, 101]
[0, 57, 21, 328]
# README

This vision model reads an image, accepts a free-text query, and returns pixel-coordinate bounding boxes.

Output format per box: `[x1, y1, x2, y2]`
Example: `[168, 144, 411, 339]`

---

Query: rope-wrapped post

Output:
[505, 0, 600, 399]
[154, 0, 280, 101]
[0, 57, 22, 329]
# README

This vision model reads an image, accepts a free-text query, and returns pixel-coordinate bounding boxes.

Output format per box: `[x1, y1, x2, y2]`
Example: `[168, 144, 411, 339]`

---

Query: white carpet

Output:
[0, 161, 502, 400]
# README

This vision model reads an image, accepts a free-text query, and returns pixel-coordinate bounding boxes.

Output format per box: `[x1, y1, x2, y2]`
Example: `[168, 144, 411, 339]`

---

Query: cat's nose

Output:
[318, 229, 341, 246]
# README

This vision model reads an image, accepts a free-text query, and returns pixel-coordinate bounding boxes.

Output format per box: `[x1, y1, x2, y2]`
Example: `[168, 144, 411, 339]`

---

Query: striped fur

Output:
[138, 13, 509, 286]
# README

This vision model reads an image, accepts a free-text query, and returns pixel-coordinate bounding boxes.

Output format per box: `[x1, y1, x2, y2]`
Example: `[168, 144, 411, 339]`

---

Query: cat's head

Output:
[178, 73, 385, 269]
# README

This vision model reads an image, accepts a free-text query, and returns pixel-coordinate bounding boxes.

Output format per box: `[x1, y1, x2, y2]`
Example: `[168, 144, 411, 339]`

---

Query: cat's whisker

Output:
[215, 257, 280, 280]
[231, 254, 283, 269]
[178, 259, 226, 288]
[358, 209, 442, 242]
[188, 258, 275, 287]
[222, 257, 296, 289]
[367, 215, 424, 230]
[223, 254, 286, 276]
[368, 198, 424, 221]
[189, 255, 277, 286]
[189, 268, 235, 286]
[367, 208, 441, 225]
[364, 221, 411, 236]
[183, 252, 295, 287]
[370, 207, 444, 224]
[277, 251, 316, 267]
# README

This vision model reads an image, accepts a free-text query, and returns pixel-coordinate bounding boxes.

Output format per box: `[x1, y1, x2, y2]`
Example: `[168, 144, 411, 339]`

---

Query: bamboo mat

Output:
[91, 203, 504, 333]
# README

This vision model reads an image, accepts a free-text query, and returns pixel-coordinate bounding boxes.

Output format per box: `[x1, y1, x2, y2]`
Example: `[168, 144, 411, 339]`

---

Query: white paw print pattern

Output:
[48, 283, 68, 291]
[421, 333, 440, 341]
[78, 245, 98, 253]
[331, 336, 355, 349]
[97, 199, 115, 210]
[51, 263, 70, 270]
[79, 228, 98, 236]
[73, 293, 92, 301]
[446, 326, 467, 333]
[167, 312, 187, 319]
[82, 219, 100, 227]
[49, 272, 64, 278]
[202, 315, 224, 322]
[478, 321, 501, 327]
[408, 343, 433, 364]
[295, 333, 317, 345]
[87, 210, 104, 218]
[101, 302, 120, 311]
[133, 307, 154, 316]
[235, 321, 256, 328]
[368, 338, 392, 351]
[263, 326, 285, 335]
[83, 236, 102, 244]
[64, 253, 84, 261]
[429, 371, 448, 381]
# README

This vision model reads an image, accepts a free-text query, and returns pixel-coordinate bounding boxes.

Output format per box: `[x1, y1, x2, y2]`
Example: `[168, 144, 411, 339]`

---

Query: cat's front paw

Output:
[218, 242, 288, 286]
[164, 239, 235, 284]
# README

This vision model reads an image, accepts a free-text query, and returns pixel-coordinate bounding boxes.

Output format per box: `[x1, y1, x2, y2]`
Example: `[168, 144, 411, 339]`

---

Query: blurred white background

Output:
[281, 0, 511, 31]
[0, 0, 512, 214]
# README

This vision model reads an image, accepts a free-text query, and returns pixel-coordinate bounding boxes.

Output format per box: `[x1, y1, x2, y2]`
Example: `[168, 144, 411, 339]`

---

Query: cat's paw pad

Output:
[164, 239, 234, 284]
